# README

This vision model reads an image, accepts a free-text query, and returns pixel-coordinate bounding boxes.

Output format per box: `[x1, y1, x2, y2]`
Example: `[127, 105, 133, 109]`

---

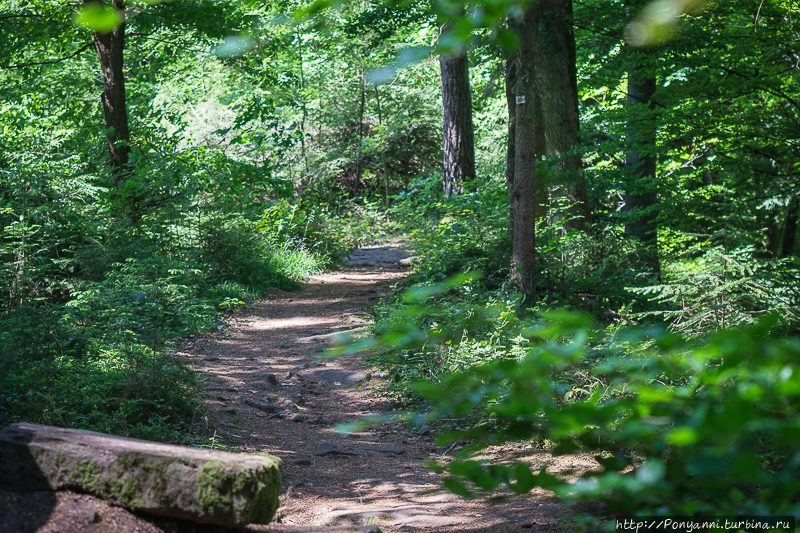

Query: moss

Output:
[247, 463, 281, 524]
[195, 458, 281, 525]
[113, 453, 185, 508]
[67, 458, 102, 490]
[196, 461, 237, 519]
[116, 451, 145, 470]
[140, 457, 179, 506]
[116, 475, 144, 507]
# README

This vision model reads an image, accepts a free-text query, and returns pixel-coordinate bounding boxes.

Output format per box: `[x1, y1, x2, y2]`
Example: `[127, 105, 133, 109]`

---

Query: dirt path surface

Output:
[185, 241, 570, 533]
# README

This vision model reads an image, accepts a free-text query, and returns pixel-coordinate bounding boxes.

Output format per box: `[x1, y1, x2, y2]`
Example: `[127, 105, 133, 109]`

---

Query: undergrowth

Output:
[352, 177, 800, 528]
[0, 185, 332, 441]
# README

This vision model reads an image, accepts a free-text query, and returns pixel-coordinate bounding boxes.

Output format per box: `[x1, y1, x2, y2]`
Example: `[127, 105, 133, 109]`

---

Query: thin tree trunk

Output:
[781, 195, 799, 258]
[86, 0, 137, 221]
[505, 54, 517, 236]
[440, 49, 476, 198]
[534, 92, 548, 225]
[625, 48, 660, 275]
[374, 85, 390, 208]
[297, 29, 310, 181]
[531, 0, 590, 231]
[353, 69, 366, 192]
[508, 12, 539, 292]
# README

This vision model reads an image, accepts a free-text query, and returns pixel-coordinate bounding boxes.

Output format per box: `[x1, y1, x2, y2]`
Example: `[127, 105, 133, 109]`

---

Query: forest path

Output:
[188, 240, 568, 533]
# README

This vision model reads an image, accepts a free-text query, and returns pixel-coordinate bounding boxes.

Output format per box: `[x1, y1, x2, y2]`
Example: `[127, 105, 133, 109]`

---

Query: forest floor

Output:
[2, 240, 587, 533]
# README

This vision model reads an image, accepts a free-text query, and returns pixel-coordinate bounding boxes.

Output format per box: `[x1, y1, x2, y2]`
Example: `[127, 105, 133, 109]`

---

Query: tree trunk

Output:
[86, 0, 137, 221]
[374, 85, 390, 208]
[508, 13, 540, 292]
[88, 1, 131, 185]
[531, 0, 590, 231]
[782, 195, 799, 258]
[625, 48, 660, 275]
[353, 69, 366, 192]
[440, 49, 476, 198]
[505, 54, 517, 236]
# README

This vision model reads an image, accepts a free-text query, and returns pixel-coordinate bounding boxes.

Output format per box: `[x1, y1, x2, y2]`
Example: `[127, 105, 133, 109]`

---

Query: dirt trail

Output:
[186, 241, 570, 533]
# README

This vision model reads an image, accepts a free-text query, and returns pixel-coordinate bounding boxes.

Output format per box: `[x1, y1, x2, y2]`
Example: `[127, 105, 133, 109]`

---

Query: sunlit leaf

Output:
[75, 4, 122, 33]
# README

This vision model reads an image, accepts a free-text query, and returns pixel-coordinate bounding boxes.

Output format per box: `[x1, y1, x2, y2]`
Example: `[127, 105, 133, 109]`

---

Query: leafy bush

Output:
[259, 195, 395, 263]
[0, 341, 197, 441]
[0, 198, 329, 440]
[406, 312, 800, 528]
[389, 177, 511, 284]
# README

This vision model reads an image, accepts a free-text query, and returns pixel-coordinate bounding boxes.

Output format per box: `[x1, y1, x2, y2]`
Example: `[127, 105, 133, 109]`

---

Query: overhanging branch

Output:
[1, 42, 93, 69]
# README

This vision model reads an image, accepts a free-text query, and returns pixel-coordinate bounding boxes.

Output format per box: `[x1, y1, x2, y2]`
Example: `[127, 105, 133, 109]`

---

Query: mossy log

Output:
[0, 423, 281, 527]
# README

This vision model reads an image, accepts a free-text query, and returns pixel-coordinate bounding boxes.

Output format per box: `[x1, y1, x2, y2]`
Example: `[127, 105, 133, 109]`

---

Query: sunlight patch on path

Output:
[250, 317, 339, 330]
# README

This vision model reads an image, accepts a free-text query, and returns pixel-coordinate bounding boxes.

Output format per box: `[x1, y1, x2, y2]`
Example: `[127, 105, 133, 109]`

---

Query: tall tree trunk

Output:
[87, 0, 137, 220]
[505, 54, 517, 236]
[508, 12, 540, 292]
[88, 1, 131, 184]
[625, 48, 660, 275]
[531, 0, 590, 231]
[440, 49, 476, 198]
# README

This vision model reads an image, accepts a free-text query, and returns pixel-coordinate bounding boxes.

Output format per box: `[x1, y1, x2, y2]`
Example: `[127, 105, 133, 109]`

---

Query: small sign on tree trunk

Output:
[516, 95, 526, 105]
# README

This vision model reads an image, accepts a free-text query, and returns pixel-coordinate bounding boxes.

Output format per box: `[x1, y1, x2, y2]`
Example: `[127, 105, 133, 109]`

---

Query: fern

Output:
[630, 246, 800, 335]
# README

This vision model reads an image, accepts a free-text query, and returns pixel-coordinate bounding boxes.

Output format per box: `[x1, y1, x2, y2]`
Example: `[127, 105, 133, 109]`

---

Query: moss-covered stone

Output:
[0, 423, 281, 527]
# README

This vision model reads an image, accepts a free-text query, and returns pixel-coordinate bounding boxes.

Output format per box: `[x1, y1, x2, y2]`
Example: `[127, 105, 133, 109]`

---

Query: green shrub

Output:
[388, 178, 511, 284]
[408, 312, 800, 527]
[0, 206, 329, 440]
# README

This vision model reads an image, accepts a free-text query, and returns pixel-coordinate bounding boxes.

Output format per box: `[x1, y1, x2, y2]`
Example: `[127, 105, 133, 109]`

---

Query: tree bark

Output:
[86, 0, 138, 222]
[625, 48, 660, 275]
[505, 54, 517, 236]
[353, 69, 366, 192]
[508, 13, 540, 292]
[88, 0, 131, 186]
[374, 85, 390, 207]
[781, 195, 799, 258]
[440, 49, 476, 198]
[531, 0, 590, 231]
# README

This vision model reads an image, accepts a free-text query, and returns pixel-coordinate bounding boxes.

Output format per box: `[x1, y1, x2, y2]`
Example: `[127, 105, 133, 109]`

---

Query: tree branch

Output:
[620, 91, 668, 108]
[1, 42, 93, 69]
[571, 21, 619, 38]
[0, 14, 44, 20]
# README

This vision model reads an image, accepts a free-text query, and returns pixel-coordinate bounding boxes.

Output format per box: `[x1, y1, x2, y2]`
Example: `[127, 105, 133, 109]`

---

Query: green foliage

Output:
[3, 0, 800, 524]
[0, 38, 330, 441]
[389, 176, 511, 283]
[0, 309, 198, 440]
[368, 299, 800, 524]
[632, 246, 800, 335]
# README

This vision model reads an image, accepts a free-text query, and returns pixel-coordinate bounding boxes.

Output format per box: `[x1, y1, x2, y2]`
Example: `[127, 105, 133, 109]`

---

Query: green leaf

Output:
[443, 478, 473, 498]
[75, 4, 122, 33]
